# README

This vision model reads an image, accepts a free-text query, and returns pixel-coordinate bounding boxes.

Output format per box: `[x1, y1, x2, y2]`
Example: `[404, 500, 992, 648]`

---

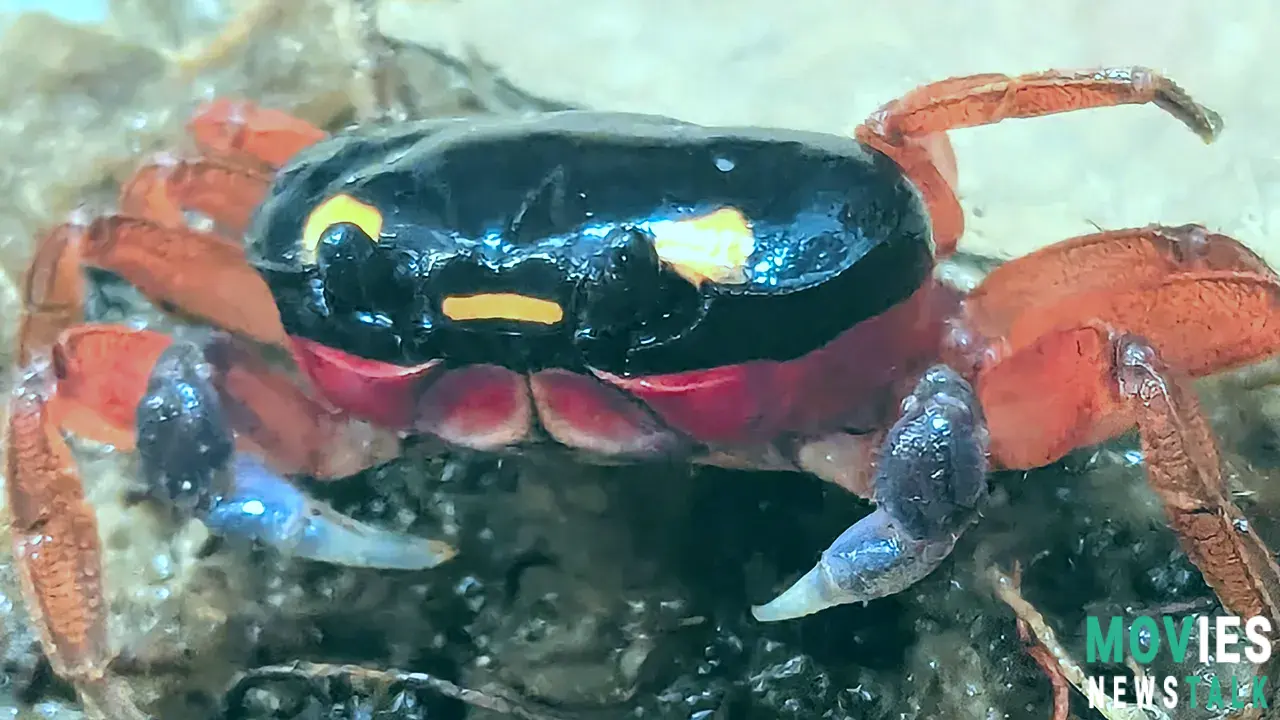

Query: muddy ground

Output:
[0, 2, 1278, 719]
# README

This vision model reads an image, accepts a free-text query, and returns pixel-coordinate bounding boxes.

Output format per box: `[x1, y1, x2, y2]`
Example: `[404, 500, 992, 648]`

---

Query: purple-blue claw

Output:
[201, 454, 455, 569]
[753, 365, 989, 622]
[136, 341, 455, 570]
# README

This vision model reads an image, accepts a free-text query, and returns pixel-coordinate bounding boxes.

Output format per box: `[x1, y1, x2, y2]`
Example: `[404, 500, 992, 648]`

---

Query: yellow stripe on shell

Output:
[650, 207, 756, 286]
[301, 194, 385, 264]
[441, 293, 565, 324]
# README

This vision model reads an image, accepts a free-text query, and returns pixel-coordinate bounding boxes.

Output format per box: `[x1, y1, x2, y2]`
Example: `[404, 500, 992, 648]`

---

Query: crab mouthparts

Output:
[441, 293, 565, 325]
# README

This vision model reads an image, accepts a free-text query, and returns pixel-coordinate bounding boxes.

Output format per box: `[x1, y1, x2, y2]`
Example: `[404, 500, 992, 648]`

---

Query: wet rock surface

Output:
[0, 3, 1278, 720]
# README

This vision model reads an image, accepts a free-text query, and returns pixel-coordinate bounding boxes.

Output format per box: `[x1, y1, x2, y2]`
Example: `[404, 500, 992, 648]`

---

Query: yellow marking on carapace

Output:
[301, 194, 384, 263]
[441, 293, 565, 324]
[650, 207, 756, 286]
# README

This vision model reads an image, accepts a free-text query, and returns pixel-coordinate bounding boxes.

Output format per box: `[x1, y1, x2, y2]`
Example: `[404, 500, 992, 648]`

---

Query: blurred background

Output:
[0, 2, 1276, 719]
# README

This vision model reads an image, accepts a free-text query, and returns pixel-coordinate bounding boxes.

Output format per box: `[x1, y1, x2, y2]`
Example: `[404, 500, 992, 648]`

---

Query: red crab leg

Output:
[10, 334, 435, 716]
[119, 156, 272, 237]
[974, 268, 1280, 470]
[6, 101, 363, 716]
[47, 324, 400, 480]
[67, 215, 288, 346]
[118, 101, 326, 236]
[7, 370, 150, 720]
[19, 215, 396, 464]
[961, 224, 1276, 340]
[1115, 336, 1280, 625]
[88, 101, 328, 342]
[985, 329, 1280, 626]
[855, 68, 1223, 257]
[15, 236, 438, 566]
[187, 98, 328, 170]
[16, 224, 85, 367]
[8, 372, 109, 683]
[9, 227, 151, 718]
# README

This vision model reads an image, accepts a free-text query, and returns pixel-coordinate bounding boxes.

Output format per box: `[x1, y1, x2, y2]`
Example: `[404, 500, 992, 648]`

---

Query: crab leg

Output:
[17, 219, 409, 472]
[856, 68, 1223, 257]
[753, 365, 990, 621]
[186, 98, 328, 171]
[46, 324, 397, 476]
[7, 370, 153, 720]
[118, 99, 325, 237]
[26, 321, 433, 564]
[10, 233, 146, 717]
[135, 341, 455, 570]
[72, 101, 326, 345]
[55, 215, 287, 346]
[984, 326, 1280, 624]
[119, 156, 272, 237]
[974, 269, 1280, 470]
[6, 99, 344, 716]
[961, 224, 1277, 341]
[975, 303, 1280, 627]
[7, 370, 111, 687]
[16, 224, 86, 367]
[1114, 334, 1280, 624]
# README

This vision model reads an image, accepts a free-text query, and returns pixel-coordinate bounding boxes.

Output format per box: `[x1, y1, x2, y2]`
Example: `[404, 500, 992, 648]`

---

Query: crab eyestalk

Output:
[135, 342, 455, 570]
[753, 365, 989, 621]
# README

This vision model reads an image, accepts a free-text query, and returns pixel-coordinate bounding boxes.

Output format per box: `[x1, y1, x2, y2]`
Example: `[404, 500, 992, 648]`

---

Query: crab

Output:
[9, 67, 1280, 716]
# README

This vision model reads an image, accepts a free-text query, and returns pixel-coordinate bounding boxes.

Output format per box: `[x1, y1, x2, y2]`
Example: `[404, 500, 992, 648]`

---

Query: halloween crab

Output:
[9, 67, 1280, 714]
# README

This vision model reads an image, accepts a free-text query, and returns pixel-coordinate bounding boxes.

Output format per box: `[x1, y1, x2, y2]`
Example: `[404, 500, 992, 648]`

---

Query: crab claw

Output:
[202, 454, 456, 570]
[136, 341, 455, 570]
[753, 365, 989, 621]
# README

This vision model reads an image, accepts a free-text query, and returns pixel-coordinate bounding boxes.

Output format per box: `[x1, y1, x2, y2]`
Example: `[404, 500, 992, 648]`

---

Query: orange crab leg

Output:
[13, 230, 120, 696]
[1116, 335, 1280, 624]
[76, 215, 287, 346]
[187, 98, 328, 170]
[6, 100, 387, 717]
[962, 224, 1277, 340]
[81, 100, 329, 345]
[7, 371, 110, 683]
[17, 224, 86, 367]
[5, 370, 149, 720]
[1002, 270, 1280, 379]
[976, 326, 1131, 471]
[856, 67, 1223, 257]
[201, 337, 402, 478]
[974, 268, 1280, 469]
[977, 327, 1280, 634]
[10, 252, 150, 718]
[119, 100, 325, 236]
[119, 156, 273, 236]
[31, 222, 393, 477]
[44, 324, 398, 480]
[47, 326, 170, 450]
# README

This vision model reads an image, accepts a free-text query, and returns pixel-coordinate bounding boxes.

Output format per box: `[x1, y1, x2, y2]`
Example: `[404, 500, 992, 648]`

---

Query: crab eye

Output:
[301, 194, 384, 265]
[316, 223, 376, 308]
[576, 228, 701, 367]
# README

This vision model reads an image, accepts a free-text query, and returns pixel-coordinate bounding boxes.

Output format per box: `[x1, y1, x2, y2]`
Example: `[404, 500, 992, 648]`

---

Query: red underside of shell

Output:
[289, 283, 945, 452]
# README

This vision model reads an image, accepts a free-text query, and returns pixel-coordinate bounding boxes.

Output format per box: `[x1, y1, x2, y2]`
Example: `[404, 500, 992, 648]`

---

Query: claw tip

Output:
[425, 539, 458, 568]
[751, 566, 838, 623]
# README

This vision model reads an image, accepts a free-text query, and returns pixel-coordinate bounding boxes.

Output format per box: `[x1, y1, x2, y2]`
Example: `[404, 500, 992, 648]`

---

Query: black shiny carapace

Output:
[246, 112, 933, 375]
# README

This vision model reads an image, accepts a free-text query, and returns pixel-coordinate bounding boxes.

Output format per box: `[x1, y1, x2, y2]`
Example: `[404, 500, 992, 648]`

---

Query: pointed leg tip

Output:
[420, 539, 459, 569]
[750, 566, 839, 623]
[344, 536, 458, 571]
